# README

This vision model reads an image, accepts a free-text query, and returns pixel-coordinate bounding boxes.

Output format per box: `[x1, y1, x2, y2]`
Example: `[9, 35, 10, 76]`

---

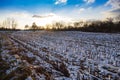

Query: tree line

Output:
[53, 18, 120, 33]
[24, 15, 120, 33]
[1, 15, 120, 33]
[0, 18, 18, 30]
[47, 16, 120, 33]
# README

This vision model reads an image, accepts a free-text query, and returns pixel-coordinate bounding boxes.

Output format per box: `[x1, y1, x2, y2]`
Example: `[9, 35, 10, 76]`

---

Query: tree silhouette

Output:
[25, 25, 29, 29]
[11, 18, 17, 29]
[31, 22, 38, 31]
[115, 15, 120, 22]
[1, 18, 17, 29]
[55, 22, 64, 29]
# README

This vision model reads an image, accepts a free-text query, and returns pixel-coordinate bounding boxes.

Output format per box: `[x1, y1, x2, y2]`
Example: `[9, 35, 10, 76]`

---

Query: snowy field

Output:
[0, 31, 120, 80]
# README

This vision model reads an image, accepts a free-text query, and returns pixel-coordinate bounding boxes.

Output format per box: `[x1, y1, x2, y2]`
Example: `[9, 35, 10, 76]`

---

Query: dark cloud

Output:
[105, 0, 120, 17]
[110, 8, 120, 13]
[32, 14, 54, 18]
[106, 0, 120, 8]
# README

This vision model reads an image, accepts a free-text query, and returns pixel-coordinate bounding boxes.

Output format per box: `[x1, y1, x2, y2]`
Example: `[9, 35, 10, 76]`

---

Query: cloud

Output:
[105, 0, 120, 9]
[33, 13, 55, 18]
[103, 8, 120, 18]
[0, 10, 72, 29]
[79, 8, 85, 13]
[54, 6, 107, 21]
[104, 0, 120, 17]
[0, 11, 34, 29]
[83, 0, 95, 4]
[55, 0, 67, 5]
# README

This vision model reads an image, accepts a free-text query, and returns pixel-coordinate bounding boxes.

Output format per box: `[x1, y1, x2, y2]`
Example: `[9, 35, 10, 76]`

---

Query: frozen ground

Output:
[0, 31, 120, 80]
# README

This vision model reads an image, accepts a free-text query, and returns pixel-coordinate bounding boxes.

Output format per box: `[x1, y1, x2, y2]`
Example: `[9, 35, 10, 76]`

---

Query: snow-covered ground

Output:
[0, 31, 120, 80]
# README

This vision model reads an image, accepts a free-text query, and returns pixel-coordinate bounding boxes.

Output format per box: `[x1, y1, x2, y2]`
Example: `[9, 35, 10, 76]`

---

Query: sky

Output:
[0, 0, 120, 29]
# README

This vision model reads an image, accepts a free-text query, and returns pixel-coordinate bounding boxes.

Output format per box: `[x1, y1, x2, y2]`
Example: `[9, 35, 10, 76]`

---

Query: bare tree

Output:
[31, 22, 38, 31]
[115, 15, 120, 22]
[6, 18, 11, 29]
[2, 18, 17, 29]
[11, 18, 17, 29]
[55, 22, 65, 29]
[25, 24, 29, 29]
[106, 17, 113, 23]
